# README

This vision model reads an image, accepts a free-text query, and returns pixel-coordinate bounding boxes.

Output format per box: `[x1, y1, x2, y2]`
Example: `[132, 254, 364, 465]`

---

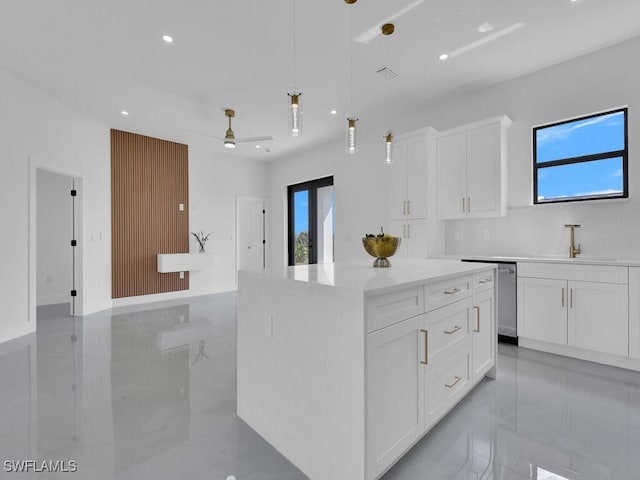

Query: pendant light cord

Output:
[349, 5, 353, 116]
[292, 0, 297, 92]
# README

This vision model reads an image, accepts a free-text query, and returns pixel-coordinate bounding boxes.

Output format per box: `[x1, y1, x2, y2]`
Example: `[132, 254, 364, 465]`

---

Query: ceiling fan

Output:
[190, 109, 273, 149]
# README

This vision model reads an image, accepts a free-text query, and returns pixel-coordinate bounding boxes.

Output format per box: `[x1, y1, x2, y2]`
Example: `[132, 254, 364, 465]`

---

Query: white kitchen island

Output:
[237, 259, 497, 480]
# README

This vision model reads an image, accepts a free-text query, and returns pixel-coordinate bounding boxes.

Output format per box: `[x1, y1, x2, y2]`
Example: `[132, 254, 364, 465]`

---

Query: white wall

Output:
[269, 128, 398, 269]
[0, 69, 112, 343]
[36, 169, 73, 306]
[411, 37, 640, 258]
[188, 145, 270, 295]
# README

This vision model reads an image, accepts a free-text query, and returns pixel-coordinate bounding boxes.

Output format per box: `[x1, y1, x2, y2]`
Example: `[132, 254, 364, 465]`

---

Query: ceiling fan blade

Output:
[235, 136, 273, 143]
[184, 128, 224, 141]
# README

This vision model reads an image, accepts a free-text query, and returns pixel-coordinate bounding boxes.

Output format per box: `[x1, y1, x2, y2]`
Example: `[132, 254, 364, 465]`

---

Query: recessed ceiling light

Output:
[330, 110, 337, 115]
[439, 53, 449, 60]
[162, 34, 174, 43]
[121, 110, 129, 116]
[255, 145, 261, 149]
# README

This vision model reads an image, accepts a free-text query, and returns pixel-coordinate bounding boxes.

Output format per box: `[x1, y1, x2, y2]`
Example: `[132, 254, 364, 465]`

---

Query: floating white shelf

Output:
[157, 253, 214, 273]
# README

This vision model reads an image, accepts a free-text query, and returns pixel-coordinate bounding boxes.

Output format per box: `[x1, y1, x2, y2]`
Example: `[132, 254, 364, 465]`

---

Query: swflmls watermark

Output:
[4, 460, 77, 473]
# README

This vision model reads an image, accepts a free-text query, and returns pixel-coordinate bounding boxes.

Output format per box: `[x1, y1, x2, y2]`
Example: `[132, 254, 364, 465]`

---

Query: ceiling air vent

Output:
[376, 65, 399, 80]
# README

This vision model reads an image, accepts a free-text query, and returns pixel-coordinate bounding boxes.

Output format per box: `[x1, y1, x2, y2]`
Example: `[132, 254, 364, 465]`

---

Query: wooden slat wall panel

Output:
[111, 130, 189, 298]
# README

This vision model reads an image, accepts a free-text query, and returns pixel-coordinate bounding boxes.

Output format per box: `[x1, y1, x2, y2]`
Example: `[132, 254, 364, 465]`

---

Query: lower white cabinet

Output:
[472, 289, 495, 382]
[630, 267, 640, 360]
[518, 262, 630, 359]
[366, 315, 424, 477]
[366, 269, 496, 479]
[518, 277, 568, 345]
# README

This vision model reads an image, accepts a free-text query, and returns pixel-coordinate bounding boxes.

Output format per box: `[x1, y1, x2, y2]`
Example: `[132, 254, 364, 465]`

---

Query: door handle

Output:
[474, 305, 480, 332]
[562, 287, 565, 307]
[407, 200, 411, 215]
[420, 329, 428, 365]
[445, 325, 461, 335]
[444, 288, 460, 295]
[462, 198, 466, 213]
[445, 376, 462, 388]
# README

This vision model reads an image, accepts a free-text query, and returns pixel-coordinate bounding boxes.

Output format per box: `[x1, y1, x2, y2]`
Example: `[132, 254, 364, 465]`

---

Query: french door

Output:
[287, 176, 334, 266]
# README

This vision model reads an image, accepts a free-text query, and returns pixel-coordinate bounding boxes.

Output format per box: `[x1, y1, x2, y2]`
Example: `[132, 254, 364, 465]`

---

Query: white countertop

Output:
[434, 254, 640, 267]
[245, 258, 495, 295]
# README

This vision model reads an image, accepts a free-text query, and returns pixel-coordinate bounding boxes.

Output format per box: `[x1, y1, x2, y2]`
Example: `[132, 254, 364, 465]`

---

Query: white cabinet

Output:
[518, 277, 568, 345]
[389, 219, 428, 260]
[366, 267, 496, 479]
[472, 289, 495, 382]
[518, 262, 629, 358]
[629, 267, 640, 360]
[389, 129, 434, 221]
[436, 116, 511, 220]
[366, 315, 424, 478]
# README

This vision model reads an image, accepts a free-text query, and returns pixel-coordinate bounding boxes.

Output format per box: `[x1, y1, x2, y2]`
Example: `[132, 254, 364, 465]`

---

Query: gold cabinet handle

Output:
[403, 224, 407, 238]
[467, 197, 471, 213]
[445, 325, 461, 335]
[407, 224, 411, 239]
[403, 200, 407, 215]
[444, 288, 460, 295]
[570, 288, 573, 308]
[474, 305, 480, 332]
[445, 376, 462, 388]
[462, 198, 466, 213]
[562, 287, 565, 307]
[479, 278, 492, 284]
[420, 329, 428, 365]
[407, 200, 411, 215]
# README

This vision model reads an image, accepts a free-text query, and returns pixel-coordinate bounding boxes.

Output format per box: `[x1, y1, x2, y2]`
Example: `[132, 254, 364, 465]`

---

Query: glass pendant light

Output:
[384, 132, 393, 164]
[288, 0, 302, 137]
[345, 0, 357, 154]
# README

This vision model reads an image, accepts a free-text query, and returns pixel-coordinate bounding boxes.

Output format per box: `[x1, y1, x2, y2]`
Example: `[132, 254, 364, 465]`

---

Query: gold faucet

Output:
[564, 224, 582, 258]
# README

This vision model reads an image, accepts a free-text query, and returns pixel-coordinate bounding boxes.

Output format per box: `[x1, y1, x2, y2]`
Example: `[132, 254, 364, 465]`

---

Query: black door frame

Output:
[287, 176, 334, 266]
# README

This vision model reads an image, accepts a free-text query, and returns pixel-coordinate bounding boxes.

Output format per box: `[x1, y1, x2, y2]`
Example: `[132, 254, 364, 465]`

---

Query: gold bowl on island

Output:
[362, 236, 401, 268]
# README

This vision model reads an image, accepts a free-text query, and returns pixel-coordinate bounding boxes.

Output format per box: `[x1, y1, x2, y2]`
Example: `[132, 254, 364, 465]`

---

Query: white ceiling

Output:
[2, 0, 640, 161]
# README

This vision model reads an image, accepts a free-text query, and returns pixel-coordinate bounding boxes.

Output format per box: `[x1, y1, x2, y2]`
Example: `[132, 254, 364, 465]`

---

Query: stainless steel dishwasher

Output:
[462, 260, 517, 344]
[496, 263, 517, 344]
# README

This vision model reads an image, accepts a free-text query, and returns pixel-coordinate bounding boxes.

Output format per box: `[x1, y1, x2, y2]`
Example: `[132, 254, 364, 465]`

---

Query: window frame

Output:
[532, 107, 628, 205]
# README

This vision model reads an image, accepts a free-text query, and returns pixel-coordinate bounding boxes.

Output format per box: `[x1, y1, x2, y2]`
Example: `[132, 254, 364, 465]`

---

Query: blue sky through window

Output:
[535, 110, 626, 202]
[294, 190, 308, 234]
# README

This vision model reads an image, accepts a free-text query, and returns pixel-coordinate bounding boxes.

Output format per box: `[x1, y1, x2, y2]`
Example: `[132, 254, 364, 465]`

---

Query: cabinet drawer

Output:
[473, 269, 495, 293]
[518, 262, 628, 284]
[366, 287, 423, 333]
[425, 275, 472, 311]
[425, 298, 472, 366]
[425, 345, 472, 426]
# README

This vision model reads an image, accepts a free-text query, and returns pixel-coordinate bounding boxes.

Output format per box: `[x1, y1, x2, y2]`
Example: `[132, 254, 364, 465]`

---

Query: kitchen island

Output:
[237, 259, 496, 480]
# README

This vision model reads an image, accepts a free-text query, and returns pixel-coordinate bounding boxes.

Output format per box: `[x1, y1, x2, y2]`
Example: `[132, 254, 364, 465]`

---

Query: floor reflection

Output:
[1, 295, 639, 480]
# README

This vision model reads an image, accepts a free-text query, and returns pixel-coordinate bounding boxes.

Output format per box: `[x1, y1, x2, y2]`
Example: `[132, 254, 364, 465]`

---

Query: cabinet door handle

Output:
[420, 329, 428, 365]
[474, 305, 480, 332]
[403, 200, 407, 215]
[562, 287, 565, 307]
[445, 325, 461, 335]
[407, 200, 411, 215]
[478, 278, 492, 284]
[462, 198, 466, 213]
[407, 224, 411, 239]
[445, 376, 462, 388]
[403, 224, 406, 238]
[570, 288, 573, 308]
[444, 288, 460, 295]
[467, 197, 471, 213]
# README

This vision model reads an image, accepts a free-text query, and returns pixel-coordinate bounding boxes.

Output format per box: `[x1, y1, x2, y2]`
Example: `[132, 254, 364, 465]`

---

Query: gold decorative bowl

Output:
[362, 236, 401, 268]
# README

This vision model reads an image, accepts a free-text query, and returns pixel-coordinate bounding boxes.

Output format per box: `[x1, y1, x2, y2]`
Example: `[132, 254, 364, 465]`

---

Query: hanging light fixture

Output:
[345, 0, 358, 154]
[287, 0, 302, 136]
[382, 23, 395, 165]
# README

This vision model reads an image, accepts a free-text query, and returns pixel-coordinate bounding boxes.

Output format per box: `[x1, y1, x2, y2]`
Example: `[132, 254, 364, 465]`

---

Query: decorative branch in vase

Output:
[191, 230, 213, 253]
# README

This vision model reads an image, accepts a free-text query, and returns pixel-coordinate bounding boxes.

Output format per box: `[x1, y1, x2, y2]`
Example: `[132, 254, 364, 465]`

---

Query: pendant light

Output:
[345, 0, 358, 154]
[288, 0, 302, 137]
[382, 23, 395, 165]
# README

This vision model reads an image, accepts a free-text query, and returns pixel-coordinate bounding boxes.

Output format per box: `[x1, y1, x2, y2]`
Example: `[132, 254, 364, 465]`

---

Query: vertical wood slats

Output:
[111, 129, 189, 299]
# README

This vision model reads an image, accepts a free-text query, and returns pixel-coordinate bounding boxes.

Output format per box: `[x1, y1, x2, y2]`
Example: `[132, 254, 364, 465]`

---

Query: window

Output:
[287, 176, 334, 266]
[533, 108, 628, 204]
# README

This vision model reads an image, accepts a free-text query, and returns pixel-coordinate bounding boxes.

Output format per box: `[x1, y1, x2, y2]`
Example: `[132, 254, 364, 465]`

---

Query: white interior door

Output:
[237, 196, 266, 276]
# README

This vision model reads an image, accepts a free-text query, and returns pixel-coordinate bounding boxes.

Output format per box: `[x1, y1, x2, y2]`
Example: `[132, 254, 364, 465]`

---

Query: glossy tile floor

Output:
[0, 294, 639, 480]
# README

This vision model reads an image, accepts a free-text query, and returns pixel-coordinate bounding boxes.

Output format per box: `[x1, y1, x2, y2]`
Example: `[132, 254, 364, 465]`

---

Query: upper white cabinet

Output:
[389, 128, 436, 221]
[436, 116, 512, 220]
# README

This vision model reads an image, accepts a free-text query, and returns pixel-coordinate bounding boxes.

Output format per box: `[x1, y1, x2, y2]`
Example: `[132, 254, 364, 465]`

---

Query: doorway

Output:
[236, 196, 268, 277]
[30, 163, 82, 321]
[287, 176, 334, 266]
